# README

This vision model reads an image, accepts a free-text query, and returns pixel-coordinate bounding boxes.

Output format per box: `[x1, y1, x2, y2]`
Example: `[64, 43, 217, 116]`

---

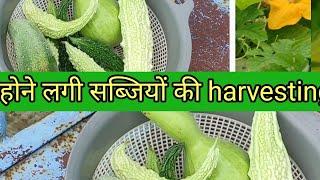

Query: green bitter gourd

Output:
[248, 112, 293, 180]
[146, 145, 161, 173]
[23, 0, 98, 39]
[160, 144, 183, 180]
[64, 42, 105, 72]
[9, 19, 58, 71]
[47, 39, 59, 66]
[118, 0, 153, 72]
[111, 142, 219, 180]
[55, 0, 76, 71]
[111, 143, 166, 180]
[57, 0, 73, 21]
[69, 37, 123, 71]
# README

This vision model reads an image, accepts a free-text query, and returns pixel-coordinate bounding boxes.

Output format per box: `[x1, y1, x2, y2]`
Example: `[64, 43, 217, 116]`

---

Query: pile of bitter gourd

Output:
[9, 0, 153, 72]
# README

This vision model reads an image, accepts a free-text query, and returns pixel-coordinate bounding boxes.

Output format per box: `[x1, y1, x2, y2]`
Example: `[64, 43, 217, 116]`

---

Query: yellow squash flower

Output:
[266, 0, 311, 30]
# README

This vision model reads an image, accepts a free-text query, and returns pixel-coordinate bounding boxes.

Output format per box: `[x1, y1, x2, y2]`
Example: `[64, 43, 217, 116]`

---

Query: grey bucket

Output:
[66, 112, 320, 180]
[0, 0, 194, 72]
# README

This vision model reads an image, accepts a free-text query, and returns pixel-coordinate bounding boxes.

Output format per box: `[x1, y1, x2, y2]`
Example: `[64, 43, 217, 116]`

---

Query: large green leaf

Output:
[237, 39, 309, 72]
[236, 0, 261, 10]
[236, 58, 287, 72]
[236, 6, 267, 42]
[312, 31, 320, 71]
[273, 53, 308, 71]
[237, 23, 268, 42]
[267, 24, 311, 42]
[236, 5, 263, 25]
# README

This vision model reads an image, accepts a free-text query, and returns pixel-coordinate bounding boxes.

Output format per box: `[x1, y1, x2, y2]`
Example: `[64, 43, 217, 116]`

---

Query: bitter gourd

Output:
[54, 0, 76, 71]
[9, 19, 58, 72]
[64, 42, 105, 72]
[57, 42, 75, 71]
[118, 0, 154, 72]
[143, 112, 250, 180]
[111, 143, 166, 180]
[248, 112, 293, 180]
[47, 39, 59, 66]
[160, 144, 183, 180]
[69, 37, 123, 71]
[23, 0, 98, 39]
[111, 143, 219, 180]
[57, 0, 72, 21]
[146, 145, 160, 173]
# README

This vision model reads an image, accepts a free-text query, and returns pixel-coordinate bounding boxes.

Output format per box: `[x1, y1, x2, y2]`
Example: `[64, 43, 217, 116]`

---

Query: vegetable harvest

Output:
[146, 145, 161, 173]
[143, 112, 250, 180]
[69, 37, 124, 71]
[64, 42, 105, 72]
[110, 142, 220, 180]
[8, 0, 155, 72]
[249, 112, 293, 180]
[236, 0, 311, 72]
[111, 143, 166, 180]
[159, 144, 184, 179]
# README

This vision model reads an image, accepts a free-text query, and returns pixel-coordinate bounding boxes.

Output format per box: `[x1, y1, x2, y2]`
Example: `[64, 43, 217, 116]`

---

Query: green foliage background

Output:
[236, 1, 311, 72]
[312, 0, 320, 71]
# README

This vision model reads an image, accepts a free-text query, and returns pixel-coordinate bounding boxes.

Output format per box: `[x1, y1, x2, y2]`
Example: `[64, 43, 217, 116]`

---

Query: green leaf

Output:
[236, 40, 245, 57]
[267, 25, 311, 58]
[271, 39, 294, 54]
[267, 24, 311, 42]
[274, 53, 308, 71]
[236, 6, 267, 42]
[312, 0, 320, 32]
[236, 3, 310, 72]
[236, 58, 287, 72]
[259, 42, 273, 55]
[312, 31, 320, 69]
[236, 0, 261, 10]
[237, 23, 268, 42]
[237, 39, 309, 72]
[271, 39, 310, 59]
[236, 5, 263, 26]
[293, 38, 311, 58]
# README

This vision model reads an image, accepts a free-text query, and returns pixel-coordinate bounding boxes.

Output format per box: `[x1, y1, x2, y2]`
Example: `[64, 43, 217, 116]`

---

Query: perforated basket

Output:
[93, 113, 306, 180]
[5, 0, 167, 72]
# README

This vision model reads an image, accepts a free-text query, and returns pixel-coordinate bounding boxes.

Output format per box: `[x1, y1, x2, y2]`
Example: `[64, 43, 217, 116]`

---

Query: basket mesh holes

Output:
[7, 0, 167, 72]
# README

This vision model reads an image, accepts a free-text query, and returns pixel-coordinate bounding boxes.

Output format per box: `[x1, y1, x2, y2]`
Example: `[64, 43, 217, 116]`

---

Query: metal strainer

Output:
[6, 0, 168, 72]
[93, 113, 306, 180]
